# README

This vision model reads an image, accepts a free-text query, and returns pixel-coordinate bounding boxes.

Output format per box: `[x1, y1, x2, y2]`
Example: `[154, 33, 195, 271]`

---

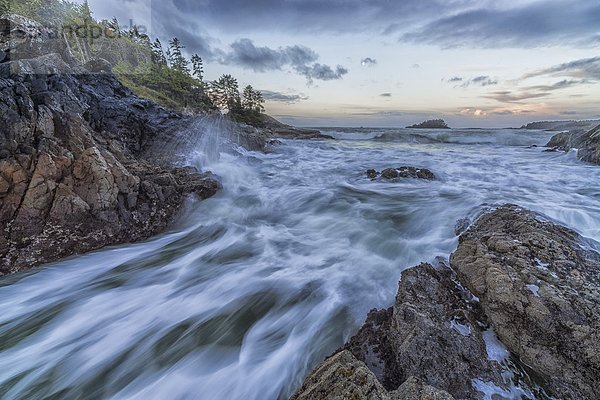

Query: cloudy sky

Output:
[87, 0, 599, 127]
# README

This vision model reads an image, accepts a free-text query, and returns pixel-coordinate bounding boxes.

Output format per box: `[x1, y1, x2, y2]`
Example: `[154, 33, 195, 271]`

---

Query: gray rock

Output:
[546, 124, 600, 165]
[451, 204, 600, 399]
[291, 350, 455, 400]
[367, 167, 435, 180]
[344, 263, 506, 398]
[0, 27, 221, 274]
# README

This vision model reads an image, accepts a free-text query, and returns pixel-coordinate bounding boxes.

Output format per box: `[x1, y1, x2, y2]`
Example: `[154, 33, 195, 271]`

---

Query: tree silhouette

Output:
[191, 54, 204, 82]
[210, 74, 241, 111]
[242, 85, 265, 113]
[168, 38, 190, 75]
[151, 39, 167, 65]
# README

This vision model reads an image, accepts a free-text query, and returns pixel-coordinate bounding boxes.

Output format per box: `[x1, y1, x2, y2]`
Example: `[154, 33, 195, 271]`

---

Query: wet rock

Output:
[344, 263, 506, 398]
[367, 167, 435, 180]
[0, 24, 221, 274]
[454, 217, 471, 236]
[451, 205, 600, 398]
[291, 350, 454, 400]
[546, 124, 600, 165]
[290, 350, 392, 400]
[293, 263, 508, 399]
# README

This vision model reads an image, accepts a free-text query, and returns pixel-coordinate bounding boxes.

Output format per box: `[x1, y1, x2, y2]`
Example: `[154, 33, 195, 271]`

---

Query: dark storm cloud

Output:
[223, 39, 318, 72]
[261, 90, 309, 103]
[206, 38, 348, 83]
[148, 1, 599, 49]
[160, 0, 453, 33]
[400, 1, 600, 48]
[295, 64, 348, 84]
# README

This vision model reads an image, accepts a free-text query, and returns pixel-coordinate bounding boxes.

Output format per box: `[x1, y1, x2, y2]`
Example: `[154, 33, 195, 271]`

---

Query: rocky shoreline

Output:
[546, 124, 600, 165]
[293, 205, 600, 399]
[0, 14, 327, 274]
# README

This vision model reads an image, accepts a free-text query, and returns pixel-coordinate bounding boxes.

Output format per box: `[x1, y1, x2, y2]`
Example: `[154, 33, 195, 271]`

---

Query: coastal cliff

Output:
[0, 15, 223, 274]
[0, 14, 323, 273]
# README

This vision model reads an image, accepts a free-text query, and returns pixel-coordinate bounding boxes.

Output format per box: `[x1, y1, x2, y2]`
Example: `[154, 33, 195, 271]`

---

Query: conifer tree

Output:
[242, 85, 265, 113]
[168, 37, 190, 75]
[191, 54, 204, 81]
[151, 39, 167, 65]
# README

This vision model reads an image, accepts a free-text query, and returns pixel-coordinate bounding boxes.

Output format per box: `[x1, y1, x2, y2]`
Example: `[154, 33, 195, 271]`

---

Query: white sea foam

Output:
[0, 126, 598, 399]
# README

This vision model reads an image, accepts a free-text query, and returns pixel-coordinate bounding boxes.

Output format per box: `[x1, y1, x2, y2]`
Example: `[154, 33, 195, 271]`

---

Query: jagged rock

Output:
[367, 169, 378, 179]
[367, 167, 435, 181]
[451, 205, 600, 399]
[0, 23, 222, 273]
[546, 124, 600, 165]
[293, 264, 509, 399]
[291, 350, 454, 400]
[344, 263, 506, 398]
[0, 14, 55, 61]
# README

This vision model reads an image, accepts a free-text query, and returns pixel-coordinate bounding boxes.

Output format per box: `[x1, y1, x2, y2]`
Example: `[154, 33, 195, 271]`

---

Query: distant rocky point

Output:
[406, 119, 450, 129]
[520, 119, 599, 131]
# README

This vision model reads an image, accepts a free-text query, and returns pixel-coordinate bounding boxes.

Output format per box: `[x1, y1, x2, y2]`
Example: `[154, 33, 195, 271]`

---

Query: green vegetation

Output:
[2, 0, 267, 117]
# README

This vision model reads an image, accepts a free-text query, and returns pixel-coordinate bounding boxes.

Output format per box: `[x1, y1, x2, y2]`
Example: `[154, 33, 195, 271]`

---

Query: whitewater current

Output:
[1, 126, 599, 399]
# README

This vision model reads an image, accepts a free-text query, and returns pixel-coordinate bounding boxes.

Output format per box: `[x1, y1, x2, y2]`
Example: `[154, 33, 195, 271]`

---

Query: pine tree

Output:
[80, 0, 92, 21]
[191, 54, 204, 82]
[151, 39, 167, 65]
[242, 85, 265, 113]
[252, 90, 265, 113]
[210, 74, 241, 111]
[168, 37, 190, 75]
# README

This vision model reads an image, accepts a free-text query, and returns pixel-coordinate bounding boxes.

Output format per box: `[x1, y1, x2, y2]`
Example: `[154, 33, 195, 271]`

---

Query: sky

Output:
[86, 0, 599, 127]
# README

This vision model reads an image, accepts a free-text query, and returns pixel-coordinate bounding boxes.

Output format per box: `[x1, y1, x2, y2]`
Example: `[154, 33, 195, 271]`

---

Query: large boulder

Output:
[344, 263, 507, 398]
[451, 205, 600, 398]
[546, 124, 600, 165]
[293, 263, 512, 399]
[367, 167, 435, 180]
[291, 350, 454, 400]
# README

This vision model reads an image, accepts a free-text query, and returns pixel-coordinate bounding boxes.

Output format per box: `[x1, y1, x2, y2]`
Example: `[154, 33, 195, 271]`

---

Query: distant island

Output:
[407, 119, 450, 129]
[520, 120, 600, 131]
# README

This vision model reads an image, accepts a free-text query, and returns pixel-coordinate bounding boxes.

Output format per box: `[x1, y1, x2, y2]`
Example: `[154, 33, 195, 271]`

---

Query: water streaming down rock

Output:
[0, 127, 599, 399]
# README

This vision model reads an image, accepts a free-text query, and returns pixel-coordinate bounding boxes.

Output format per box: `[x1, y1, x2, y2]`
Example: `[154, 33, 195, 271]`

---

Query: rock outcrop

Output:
[367, 167, 435, 180]
[294, 205, 600, 399]
[546, 124, 600, 165]
[0, 15, 221, 274]
[294, 263, 511, 399]
[451, 205, 600, 399]
[291, 350, 454, 400]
